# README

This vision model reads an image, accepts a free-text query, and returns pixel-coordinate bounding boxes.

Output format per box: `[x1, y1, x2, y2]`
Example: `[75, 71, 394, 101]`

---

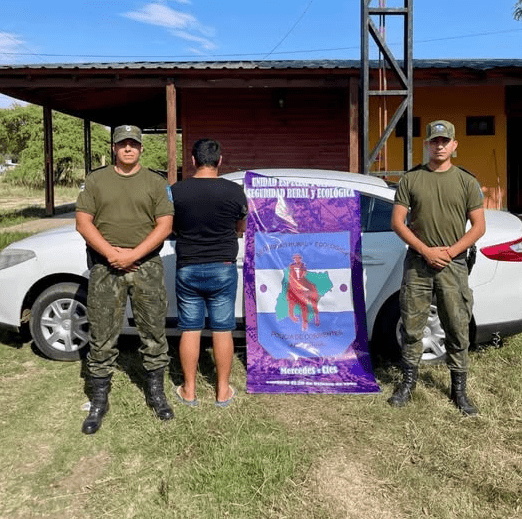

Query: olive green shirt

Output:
[394, 164, 484, 248]
[76, 165, 173, 248]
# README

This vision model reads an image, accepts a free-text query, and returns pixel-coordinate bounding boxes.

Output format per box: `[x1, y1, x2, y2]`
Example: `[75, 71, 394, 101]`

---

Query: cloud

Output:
[123, 2, 217, 52]
[174, 31, 216, 51]
[124, 4, 196, 30]
[0, 32, 28, 64]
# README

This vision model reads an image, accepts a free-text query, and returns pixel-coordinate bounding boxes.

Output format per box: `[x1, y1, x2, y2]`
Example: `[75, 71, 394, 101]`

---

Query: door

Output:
[507, 116, 522, 214]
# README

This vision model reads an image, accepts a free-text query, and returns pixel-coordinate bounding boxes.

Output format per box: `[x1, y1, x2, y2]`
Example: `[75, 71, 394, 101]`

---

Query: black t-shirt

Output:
[171, 177, 248, 268]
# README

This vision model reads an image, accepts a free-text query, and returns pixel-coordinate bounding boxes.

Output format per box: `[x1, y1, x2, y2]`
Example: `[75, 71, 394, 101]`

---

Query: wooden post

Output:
[83, 119, 91, 176]
[166, 81, 177, 185]
[43, 106, 55, 216]
[110, 126, 115, 165]
[349, 77, 360, 173]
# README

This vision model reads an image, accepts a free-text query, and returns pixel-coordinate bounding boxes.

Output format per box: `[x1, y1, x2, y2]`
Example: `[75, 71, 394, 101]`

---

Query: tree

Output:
[0, 105, 183, 187]
[0, 104, 42, 161]
[0, 105, 110, 188]
[515, 1, 522, 20]
[140, 133, 183, 171]
[141, 134, 169, 170]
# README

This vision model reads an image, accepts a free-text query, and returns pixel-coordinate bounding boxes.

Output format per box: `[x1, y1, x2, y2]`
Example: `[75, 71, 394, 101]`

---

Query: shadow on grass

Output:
[374, 359, 455, 398]
[78, 336, 168, 399]
[0, 327, 26, 350]
[234, 340, 247, 371]
[0, 202, 75, 221]
[419, 370, 449, 397]
[78, 335, 242, 401]
[372, 365, 397, 386]
[0, 203, 76, 230]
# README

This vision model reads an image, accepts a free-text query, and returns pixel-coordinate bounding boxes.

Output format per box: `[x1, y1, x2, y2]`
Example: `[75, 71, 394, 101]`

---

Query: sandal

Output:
[174, 385, 199, 407]
[215, 386, 237, 408]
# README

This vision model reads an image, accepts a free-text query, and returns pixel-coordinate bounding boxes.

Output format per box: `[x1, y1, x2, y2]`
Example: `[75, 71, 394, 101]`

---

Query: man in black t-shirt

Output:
[171, 139, 248, 408]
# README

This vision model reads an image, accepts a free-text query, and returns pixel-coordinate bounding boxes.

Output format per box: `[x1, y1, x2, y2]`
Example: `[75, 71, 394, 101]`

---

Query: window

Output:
[395, 116, 421, 138]
[466, 116, 495, 136]
[360, 195, 393, 232]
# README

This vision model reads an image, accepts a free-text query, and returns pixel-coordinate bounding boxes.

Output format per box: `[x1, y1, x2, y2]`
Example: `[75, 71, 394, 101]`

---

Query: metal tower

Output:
[361, 0, 413, 175]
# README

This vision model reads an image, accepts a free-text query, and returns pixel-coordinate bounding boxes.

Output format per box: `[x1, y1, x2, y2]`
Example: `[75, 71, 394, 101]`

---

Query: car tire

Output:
[29, 282, 89, 361]
[396, 303, 447, 365]
[372, 294, 447, 366]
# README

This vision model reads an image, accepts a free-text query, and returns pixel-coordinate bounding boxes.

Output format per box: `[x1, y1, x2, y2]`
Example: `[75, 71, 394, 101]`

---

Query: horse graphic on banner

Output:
[286, 253, 320, 330]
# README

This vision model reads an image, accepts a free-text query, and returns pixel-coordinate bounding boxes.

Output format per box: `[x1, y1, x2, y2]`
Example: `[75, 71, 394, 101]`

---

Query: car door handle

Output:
[361, 255, 386, 265]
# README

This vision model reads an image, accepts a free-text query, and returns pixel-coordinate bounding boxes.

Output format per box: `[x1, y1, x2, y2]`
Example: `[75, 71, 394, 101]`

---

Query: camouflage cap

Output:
[113, 125, 142, 144]
[425, 120, 455, 141]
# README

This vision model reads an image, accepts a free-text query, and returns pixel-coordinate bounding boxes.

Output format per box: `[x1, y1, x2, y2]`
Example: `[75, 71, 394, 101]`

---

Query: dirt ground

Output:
[1, 195, 77, 234]
[0, 194, 76, 212]
[2, 211, 76, 234]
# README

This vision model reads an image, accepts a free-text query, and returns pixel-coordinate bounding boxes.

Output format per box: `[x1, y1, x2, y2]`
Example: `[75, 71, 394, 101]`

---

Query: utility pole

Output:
[360, 0, 413, 175]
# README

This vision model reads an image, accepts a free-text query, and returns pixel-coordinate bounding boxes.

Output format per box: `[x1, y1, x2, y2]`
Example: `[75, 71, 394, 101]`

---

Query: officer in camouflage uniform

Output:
[76, 125, 175, 434]
[388, 120, 485, 415]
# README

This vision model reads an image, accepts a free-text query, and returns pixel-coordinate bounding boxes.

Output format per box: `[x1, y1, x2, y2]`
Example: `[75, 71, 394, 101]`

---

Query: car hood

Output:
[4, 223, 82, 252]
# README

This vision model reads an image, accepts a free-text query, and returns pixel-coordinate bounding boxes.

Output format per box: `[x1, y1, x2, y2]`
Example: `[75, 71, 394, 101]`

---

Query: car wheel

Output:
[29, 282, 89, 361]
[372, 294, 447, 365]
[396, 304, 447, 365]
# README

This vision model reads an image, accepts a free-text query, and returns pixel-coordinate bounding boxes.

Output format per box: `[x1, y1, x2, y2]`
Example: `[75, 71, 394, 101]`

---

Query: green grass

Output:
[1, 183, 521, 517]
[0, 180, 78, 229]
[0, 231, 34, 250]
[0, 330, 521, 518]
[0, 189, 520, 517]
[0, 204, 75, 229]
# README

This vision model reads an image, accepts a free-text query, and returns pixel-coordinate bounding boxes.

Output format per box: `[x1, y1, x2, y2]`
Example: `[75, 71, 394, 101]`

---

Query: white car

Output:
[1, 169, 522, 364]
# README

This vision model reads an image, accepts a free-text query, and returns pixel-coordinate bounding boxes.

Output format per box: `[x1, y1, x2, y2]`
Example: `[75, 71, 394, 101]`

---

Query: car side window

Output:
[360, 195, 393, 232]
[234, 178, 393, 232]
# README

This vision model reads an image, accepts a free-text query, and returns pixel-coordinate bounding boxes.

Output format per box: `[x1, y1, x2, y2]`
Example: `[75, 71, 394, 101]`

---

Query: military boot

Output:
[450, 371, 479, 416]
[387, 362, 418, 407]
[82, 375, 111, 435]
[145, 368, 174, 421]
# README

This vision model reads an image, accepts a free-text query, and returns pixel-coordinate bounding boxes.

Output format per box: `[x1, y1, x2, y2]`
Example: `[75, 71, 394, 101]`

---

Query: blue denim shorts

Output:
[175, 262, 238, 331]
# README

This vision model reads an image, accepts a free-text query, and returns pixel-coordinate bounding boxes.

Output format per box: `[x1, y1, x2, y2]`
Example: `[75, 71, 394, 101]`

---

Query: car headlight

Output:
[0, 249, 36, 270]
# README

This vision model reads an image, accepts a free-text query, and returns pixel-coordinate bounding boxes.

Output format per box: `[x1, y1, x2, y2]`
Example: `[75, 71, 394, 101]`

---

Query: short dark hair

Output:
[192, 139, 221, 168]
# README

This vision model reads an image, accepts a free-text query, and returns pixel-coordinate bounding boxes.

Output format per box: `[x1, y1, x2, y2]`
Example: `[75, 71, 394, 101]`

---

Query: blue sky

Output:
[1, 0, 521, 107]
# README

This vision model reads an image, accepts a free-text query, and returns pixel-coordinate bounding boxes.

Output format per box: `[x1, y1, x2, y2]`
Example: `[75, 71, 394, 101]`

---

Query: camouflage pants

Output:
[399, 250, 473, 372]
[86, 259, 169, 377]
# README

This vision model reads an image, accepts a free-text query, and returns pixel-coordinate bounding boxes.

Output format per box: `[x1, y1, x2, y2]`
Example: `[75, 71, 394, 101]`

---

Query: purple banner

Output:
[244, 171, 380, 394]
